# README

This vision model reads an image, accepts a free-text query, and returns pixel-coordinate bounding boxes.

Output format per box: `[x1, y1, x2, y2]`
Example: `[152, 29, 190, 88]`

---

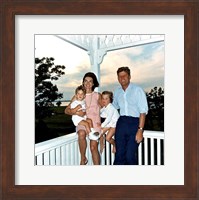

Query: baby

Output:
[70, 85, 99, 140]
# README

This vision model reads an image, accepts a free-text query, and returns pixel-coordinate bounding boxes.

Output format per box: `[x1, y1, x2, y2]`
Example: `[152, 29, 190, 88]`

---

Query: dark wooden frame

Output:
[1, 0, 198, 199]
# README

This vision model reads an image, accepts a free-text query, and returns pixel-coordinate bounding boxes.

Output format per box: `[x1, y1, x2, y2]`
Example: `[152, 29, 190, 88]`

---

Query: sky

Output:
[35, 35, 164, 103]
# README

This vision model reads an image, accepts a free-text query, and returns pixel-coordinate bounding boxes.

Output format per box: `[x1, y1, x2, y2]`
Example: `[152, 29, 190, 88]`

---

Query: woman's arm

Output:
[97, 92, 102, 107]
[64, 95, 77, 115]
[65, 96, 86, 117]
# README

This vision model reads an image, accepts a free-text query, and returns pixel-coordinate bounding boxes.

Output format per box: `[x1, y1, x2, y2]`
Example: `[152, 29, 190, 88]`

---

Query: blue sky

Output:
[35, 35, 164, 103]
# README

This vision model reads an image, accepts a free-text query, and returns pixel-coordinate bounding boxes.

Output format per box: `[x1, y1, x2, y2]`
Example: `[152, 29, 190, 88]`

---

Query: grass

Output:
[35, 106, 75, 143]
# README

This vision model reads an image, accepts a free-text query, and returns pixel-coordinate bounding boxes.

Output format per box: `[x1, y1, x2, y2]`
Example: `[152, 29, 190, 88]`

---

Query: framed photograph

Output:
[34, 33, 165, 167]
[1, 0, 198, 199]
[16, 17, 181, 186]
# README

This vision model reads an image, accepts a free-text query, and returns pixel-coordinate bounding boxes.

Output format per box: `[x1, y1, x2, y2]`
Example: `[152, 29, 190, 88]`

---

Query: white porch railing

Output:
[35, 131, 164, 166]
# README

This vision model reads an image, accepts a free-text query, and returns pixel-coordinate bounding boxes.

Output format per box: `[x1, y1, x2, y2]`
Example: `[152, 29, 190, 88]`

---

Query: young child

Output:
[70, 85, 99, 140]
[99, 91, 120, 153]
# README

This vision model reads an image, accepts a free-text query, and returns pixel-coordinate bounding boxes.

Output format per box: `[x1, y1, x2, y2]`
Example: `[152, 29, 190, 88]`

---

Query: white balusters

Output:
[35, 131, 164, 166]
[138, 132, 164, 165]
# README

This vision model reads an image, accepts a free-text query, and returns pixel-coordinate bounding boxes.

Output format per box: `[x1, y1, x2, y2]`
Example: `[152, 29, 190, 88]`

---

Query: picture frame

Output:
[0, 0, 198, 199]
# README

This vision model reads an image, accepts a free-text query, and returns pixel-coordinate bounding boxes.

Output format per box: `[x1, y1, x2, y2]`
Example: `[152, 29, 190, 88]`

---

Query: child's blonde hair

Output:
[75, 85, 86, 95]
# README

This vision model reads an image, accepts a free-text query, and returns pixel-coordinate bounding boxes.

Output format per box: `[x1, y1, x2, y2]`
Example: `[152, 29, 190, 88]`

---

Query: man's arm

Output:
[135, 113, 146, 143]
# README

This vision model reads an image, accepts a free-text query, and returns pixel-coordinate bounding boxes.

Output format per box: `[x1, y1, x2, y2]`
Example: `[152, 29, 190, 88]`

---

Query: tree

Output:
[56, 101, 62, 107]
[35, 57, 65, 119]
[145, 87, 164, 131]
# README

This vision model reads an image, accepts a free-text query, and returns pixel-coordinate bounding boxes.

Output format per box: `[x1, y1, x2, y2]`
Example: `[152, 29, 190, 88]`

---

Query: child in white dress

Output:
[100, 91, 119, 153]
[70, 85, 99, 140]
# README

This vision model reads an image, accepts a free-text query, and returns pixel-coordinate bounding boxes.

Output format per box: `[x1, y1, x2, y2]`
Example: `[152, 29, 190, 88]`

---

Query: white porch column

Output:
[88, 36, 107, 92]
[92, 36, 100, 78]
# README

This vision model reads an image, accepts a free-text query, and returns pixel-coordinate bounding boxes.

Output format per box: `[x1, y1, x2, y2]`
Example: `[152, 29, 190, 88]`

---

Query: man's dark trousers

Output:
[114, 116, 139, 165]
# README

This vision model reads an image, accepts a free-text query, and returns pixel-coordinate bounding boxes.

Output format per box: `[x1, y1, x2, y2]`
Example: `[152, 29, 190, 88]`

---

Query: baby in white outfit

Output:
[70, 85, 99, 140]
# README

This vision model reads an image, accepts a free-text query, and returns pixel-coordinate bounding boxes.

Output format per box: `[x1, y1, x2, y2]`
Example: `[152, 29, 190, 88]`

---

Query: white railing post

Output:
[55, 147, 61, 165]
[144, 137, 148, 165]
[157, 139, 161, 165]
[100, 136, 106, 165]
[150, 138, 155, 165]
[138, 143, 143, 165]
[50, 150, 55, 165]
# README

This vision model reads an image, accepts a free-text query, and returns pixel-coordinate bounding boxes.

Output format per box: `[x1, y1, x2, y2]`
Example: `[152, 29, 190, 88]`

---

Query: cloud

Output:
[131, 43, 164, 84]
[35, 35, 164, 101]
[100, 42, 164, 92]
[54, 64, 91, 100]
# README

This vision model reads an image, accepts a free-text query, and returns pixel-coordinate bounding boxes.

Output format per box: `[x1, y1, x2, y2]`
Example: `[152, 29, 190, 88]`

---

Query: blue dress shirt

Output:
[113, 83, 148, 118]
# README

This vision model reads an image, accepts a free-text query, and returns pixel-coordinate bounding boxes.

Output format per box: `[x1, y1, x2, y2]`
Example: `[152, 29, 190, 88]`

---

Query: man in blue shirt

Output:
[113, 66, 148, 165]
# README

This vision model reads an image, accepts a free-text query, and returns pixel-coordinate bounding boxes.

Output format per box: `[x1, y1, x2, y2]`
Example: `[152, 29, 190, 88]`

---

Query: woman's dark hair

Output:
[82, 72, 99, 91]
[102, 91, 113, 103]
